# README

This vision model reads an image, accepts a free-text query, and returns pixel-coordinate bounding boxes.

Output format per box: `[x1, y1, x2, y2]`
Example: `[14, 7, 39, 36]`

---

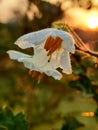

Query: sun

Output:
[87, 16, 98, 29]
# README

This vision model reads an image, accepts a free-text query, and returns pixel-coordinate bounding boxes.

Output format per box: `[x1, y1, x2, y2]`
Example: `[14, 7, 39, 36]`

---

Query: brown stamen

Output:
[38, 72, 44, 81]
[29, 70, 39, 78]
[31, 71, 39, 78]
[44, 36, 55, 51]
[29, 70, 45, 82]
[28, 70, 33, 75]
[47, 36, 62, 56]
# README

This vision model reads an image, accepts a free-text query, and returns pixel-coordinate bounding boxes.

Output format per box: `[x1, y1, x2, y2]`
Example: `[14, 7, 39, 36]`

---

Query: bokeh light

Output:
[87, 16, 98, 29]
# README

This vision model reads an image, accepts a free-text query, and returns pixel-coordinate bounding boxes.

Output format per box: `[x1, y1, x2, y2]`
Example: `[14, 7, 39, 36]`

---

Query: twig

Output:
[65, 24, 98, 58]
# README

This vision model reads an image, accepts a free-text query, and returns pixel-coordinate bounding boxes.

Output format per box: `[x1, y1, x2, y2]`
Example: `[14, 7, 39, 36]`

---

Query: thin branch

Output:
[66, 24, 98, 58]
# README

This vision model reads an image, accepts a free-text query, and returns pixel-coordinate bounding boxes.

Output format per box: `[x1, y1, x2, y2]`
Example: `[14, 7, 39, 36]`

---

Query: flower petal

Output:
[32, 47, 49, 68]
[14, 28, 75, 51]
[15, 28, 56, 49]
[7, 50, 31, 61]
[61, 37, 75, 53]
[60, 51, 72, 74]
[51, 29, 75, 53]
[45, 70, 62, 80]
[49, 50, 61, 69]
[23, 59, 38, 70]
[7, 50, 37, 70]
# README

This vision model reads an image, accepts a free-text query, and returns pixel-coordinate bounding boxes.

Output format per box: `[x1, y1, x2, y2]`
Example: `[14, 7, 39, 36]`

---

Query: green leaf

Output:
[0, 107, 28, 130]
[69, 74, 95, 96]
[14, 112, 28, 130]
[61, 117, 84, 130]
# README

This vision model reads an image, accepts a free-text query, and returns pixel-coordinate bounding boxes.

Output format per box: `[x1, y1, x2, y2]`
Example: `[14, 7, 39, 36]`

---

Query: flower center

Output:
[29, 36, 63, 81]
[44, 36, 63, 56]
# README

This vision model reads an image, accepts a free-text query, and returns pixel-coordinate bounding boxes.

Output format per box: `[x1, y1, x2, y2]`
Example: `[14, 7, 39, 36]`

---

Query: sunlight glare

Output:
[88, 16, 98, 29]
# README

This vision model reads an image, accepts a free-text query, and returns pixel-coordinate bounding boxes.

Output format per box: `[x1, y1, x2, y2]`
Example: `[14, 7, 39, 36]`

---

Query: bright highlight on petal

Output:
[7, 28, 75, 80]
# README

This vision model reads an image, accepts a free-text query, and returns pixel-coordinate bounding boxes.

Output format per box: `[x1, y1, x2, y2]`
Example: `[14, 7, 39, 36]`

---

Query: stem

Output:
[66, 24, 98, 58]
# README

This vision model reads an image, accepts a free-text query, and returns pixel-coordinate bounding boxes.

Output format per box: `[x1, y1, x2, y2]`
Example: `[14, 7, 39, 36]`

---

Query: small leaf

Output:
[0, 107, 28, 130]
[61, 117, 84, 130]
[14, 112, 28, 130]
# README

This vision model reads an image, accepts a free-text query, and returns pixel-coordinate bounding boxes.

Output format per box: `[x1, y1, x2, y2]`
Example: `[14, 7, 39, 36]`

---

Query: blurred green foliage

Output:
[95, 108, 98, 121]
[0, 107, 28, 130]
[0, 0, 98, 130]
[69, 50, 98, 98]
[61, 117, 84, 130]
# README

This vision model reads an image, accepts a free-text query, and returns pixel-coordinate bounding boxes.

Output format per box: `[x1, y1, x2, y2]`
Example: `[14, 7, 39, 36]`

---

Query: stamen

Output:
[44, 36, 55, 51]
[28, 70, 39, 78]
[28, 70, 33, 75]
[29, 70, 44, 82]
[47, 36, 62, 56]
[31, 71, 39, 78]
[38, 73, 44, 81]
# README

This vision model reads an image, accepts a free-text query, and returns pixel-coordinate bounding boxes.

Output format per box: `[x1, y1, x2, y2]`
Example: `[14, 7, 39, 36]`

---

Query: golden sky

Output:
[61, 0, 98, 30]
[0, 0, 27, 23]
[0, 0, 98, 30]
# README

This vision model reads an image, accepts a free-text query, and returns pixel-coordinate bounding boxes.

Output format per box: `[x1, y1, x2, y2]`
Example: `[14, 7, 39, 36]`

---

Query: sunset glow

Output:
[87, 16, 98, 29]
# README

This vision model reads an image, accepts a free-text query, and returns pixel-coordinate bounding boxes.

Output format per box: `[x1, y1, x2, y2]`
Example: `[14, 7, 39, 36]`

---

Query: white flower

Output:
[7, 28, 75, 80]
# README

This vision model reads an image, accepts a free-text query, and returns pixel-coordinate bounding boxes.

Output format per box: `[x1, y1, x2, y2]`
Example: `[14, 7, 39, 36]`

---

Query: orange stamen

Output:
[28, 70, 33, 75]
[47, 36, 62, 56]
[29, 70, 45, 82]
[31, 71, 39, 78]
[44, 36, 55, 51]
[38, 73, 44, 81]
[28, 70, 39, 78]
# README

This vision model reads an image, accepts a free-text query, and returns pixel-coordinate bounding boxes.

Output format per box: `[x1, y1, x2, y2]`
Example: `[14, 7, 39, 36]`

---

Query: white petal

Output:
[32, 47, 49, 68]
[22, 58, 36, 70]
[51, 29, 75, 53]
[49, 50, 61, 69]
[14, 28, 75, 51]
[61, 37, 75, 53]
[60, 51, 72, 74]
[15, 28, 56, 49]
[7, 50, 37, 70]
[14, 40, 35, 49]
[45, 70, 62, 80]
[7, 50, 31, 62]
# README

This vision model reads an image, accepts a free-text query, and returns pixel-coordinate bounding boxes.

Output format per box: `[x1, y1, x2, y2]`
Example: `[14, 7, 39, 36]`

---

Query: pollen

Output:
[44, 36, 63, 56]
